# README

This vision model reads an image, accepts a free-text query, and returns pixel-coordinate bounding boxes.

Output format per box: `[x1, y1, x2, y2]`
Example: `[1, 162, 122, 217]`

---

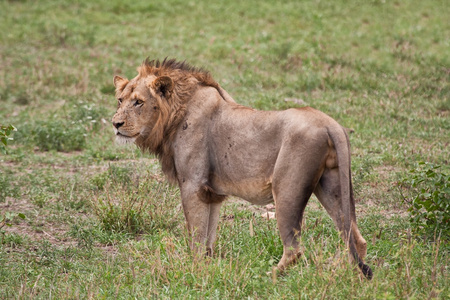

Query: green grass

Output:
[0, 0, 448, 298]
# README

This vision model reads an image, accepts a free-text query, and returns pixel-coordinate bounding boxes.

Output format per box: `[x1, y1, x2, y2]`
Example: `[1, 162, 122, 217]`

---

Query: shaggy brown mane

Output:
[139, 57, 209, 78]
[138, 58, 221, 92]
[136, 58, 223, 185]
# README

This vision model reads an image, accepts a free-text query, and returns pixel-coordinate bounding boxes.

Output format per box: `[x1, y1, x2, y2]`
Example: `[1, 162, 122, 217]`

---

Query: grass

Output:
[0, 0, 448, 298]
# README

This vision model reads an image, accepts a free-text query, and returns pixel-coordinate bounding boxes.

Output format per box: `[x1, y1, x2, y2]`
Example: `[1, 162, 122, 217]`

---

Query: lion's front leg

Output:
[206, 201, 223, 256]
[182, 193, 210, 256]
[180, 188, 222, 258]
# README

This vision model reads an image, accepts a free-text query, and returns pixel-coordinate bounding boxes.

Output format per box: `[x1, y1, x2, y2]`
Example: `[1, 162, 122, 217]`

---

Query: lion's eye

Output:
[134, 99, 144, 106]
[118, 98, 123, 105]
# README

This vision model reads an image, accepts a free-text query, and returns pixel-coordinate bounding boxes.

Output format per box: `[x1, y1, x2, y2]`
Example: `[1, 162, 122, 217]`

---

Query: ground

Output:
[0, 0, 448, 298]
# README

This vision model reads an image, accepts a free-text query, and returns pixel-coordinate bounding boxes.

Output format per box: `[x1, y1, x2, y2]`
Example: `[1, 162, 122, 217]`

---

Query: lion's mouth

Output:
[116, 132, 139, 138]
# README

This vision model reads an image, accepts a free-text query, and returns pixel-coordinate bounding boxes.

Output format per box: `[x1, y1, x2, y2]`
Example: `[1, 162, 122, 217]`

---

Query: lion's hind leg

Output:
[271, 144, 328, 272]
[314, 168, 371, 278]
[273, 188, 309, 272]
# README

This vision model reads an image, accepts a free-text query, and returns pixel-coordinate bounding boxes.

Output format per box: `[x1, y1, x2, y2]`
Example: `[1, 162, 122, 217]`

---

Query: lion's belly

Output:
[244, 190, 274, 205]
[211, 175, 274, 205]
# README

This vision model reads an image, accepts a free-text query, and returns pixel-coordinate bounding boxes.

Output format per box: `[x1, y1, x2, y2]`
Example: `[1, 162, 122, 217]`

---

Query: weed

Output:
[92, 192, 151, 234]
[0, 212, 26, 249]
[29, 187, 52, 208]
[108, 164, 133, 187]
[400, 162, 449, 239]
[91, 181, 165, 234]
[0, 124, 16, 154]
[90, 172, 109, 190]
[69, 224, 95, 249]
[0, 233, 24, 248]
[0, 211, 26, 230]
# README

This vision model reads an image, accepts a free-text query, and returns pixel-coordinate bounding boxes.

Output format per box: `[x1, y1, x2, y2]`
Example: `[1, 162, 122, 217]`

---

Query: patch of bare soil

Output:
[1, 197, 77, 248]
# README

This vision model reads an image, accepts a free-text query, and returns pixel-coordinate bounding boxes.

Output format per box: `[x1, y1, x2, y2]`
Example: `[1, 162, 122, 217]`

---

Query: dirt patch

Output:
[1, 197, 76, 248]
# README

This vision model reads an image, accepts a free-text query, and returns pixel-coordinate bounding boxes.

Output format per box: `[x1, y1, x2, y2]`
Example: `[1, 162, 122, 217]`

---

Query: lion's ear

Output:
[113, 75, 129, 92]
[151, 76, 174, 98]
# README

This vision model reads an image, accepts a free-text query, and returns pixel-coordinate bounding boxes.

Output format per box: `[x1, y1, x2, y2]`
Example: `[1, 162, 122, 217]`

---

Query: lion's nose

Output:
[113, 121, 124, 129]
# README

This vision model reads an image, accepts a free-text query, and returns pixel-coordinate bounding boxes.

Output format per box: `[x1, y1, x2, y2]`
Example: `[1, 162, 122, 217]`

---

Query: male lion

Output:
[112, 58, 373, 279]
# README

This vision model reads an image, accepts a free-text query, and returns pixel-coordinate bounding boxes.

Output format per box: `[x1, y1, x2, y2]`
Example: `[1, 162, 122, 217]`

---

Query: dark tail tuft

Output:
[358, 262, 373, 280]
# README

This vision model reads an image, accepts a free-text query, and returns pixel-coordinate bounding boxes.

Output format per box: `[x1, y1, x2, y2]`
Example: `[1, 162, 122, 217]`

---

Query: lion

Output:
[111, 58, 373, 279]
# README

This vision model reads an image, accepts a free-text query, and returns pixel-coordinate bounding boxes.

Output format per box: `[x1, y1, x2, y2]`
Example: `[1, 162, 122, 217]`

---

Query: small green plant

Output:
[0, 212, 26, 246]
[91, 192, 153, 234]
[69, 224, 95, 249]
[108, 164, 133, 187]
[90, 172, 180, 235]
[29, 187, 52, 208]
[0, 232, 24, 248]
[0, 212, 25, 229]
[400, 162, 449, 239]
[0, 124, 16, 154]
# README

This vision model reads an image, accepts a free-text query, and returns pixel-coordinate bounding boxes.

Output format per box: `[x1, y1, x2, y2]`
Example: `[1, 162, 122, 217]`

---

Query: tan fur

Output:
[111, 58, 372, 279]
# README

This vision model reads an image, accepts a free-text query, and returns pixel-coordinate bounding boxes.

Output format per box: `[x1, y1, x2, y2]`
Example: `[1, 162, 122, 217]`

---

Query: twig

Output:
[42, 230, 61, 241]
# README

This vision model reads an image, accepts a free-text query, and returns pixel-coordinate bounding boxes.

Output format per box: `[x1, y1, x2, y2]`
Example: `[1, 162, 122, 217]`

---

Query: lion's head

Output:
[112, 71, 174, 147]
[113, 59, 216, 149]
[112, 58, 222, 182]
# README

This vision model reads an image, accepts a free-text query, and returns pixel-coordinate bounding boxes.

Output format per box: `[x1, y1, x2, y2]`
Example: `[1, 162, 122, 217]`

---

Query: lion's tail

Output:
[328, 126, 373, 280]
